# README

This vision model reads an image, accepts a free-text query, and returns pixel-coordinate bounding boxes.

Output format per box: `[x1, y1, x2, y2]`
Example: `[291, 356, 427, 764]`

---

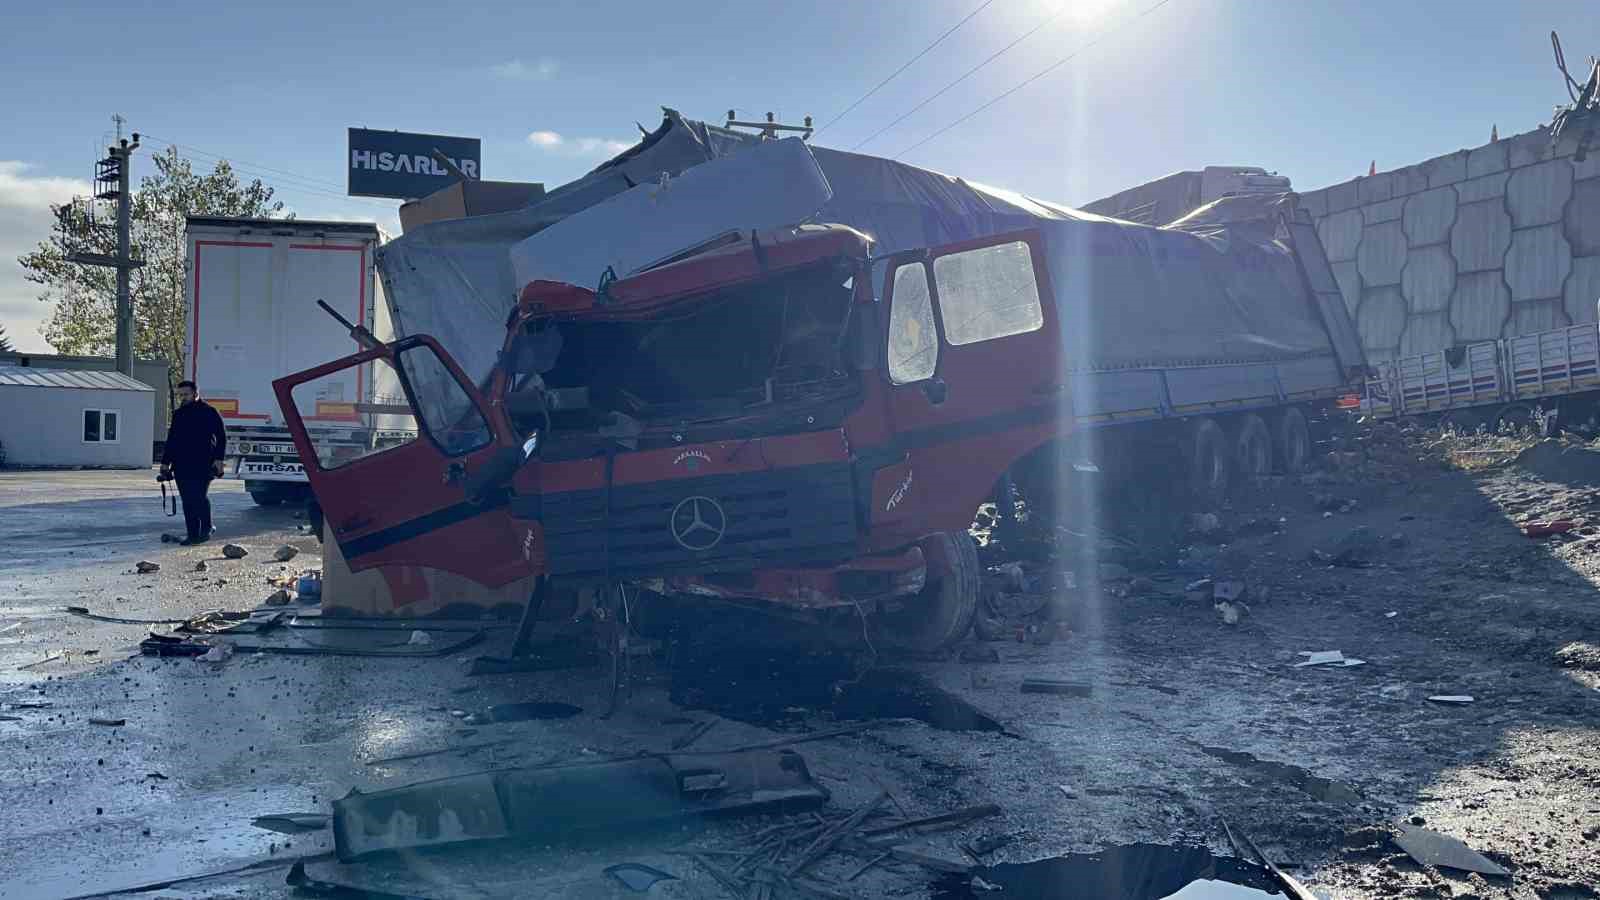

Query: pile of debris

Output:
[675, 794, 998, 896]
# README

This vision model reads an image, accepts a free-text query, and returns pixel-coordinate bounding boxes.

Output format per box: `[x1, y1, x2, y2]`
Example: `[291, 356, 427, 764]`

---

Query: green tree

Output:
[0, 325, 12, 352]
[18, 147, 287, 387]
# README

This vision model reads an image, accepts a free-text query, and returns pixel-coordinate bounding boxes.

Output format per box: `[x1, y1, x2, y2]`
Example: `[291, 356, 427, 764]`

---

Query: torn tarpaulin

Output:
[332, 749, 829, 861]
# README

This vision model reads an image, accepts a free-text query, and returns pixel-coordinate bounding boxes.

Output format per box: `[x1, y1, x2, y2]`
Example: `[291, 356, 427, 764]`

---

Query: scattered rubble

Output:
[273, 545, 299, 562]
[263, 589, 292, 606]
[1524, 520, 1577, 537]
[193, 560, 208, 573]
[1215, 601, 1249, 626]
[198, 643, 234, 664]
[1329, 526, 1382, 567]
[135, 561, 160, 574]
[1554, 641, 1600, 670]
[221, 544, 249, 559]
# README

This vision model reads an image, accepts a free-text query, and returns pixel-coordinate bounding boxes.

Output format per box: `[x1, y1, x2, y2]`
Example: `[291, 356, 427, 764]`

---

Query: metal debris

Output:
[252, 813, 331, 834]
[284, 861, 432, 899]
[362, 739, 516, 767]
[15, 654, 63, 671]
[603, 863, 677, 893]
[332, 749, 829, 861]
[671, 719, 718, 750]
[859, 803, 1000, 837]
[1393, 823, 1510, 876]
[788, 790, 889, 875]
[1020, 678, 1093, 696]
[1294, 650, 1366, 668]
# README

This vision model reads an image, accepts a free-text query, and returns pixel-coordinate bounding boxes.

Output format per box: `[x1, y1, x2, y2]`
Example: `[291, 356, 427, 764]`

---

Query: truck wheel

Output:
[1234, 414, 1273, 480]
[1277, 407, 1312, 474]
[249, 490, 282, 506]
[879, 532, 979, 653]
[1189, 418, 1231, 507]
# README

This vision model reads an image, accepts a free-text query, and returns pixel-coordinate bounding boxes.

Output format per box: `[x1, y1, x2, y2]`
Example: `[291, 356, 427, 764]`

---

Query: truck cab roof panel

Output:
[517, 224, 871, 322]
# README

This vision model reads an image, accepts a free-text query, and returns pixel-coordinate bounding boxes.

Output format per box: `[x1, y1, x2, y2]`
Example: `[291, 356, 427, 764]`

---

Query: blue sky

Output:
[1, 0, 1596, 352]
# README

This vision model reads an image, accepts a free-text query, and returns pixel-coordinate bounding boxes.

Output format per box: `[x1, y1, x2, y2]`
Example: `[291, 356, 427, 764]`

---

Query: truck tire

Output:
[1189, 417, 1231, 507]
[1234, 414, 1273, 480]
[879, 532, 979, 653]
[1276, 407, 1311, 474]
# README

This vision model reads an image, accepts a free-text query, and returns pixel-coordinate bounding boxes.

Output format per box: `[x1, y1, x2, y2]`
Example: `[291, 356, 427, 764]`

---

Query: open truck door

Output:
[872, 230, 1063, 539]
[274, 335, 533, 587]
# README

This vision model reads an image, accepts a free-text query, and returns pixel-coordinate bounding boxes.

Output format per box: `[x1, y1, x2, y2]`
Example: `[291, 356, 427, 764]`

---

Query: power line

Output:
[140, 133, 350, 194]
[849, 3, 1071, 151]
[139, 147, 381, 210]
[139, 134, 398, 211]
[894, 0, 1181, 160]
[813, 0, 998, 137]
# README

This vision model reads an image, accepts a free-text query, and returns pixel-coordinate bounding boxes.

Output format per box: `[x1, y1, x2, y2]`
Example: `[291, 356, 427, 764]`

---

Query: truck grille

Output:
[533, 463, 857, 577]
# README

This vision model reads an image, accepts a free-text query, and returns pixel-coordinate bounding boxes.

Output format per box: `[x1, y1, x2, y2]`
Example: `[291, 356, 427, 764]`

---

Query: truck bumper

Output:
[652, 546, 927, 610]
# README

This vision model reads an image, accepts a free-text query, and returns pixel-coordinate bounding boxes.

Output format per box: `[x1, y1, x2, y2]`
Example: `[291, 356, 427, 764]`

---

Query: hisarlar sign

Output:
[347, 128, 481, 200]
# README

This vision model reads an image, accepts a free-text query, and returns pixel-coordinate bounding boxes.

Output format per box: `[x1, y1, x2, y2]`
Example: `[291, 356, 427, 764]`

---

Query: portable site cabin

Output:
[0, 368, 156, 468]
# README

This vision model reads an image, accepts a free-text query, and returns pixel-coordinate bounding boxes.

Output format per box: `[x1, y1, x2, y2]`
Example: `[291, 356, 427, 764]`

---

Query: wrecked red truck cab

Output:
[276, 222, 1057, 651]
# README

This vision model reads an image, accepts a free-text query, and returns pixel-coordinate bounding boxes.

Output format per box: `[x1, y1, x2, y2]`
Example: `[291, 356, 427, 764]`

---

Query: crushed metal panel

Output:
[333, 772, 508, 860]
[333, 749, 828, 861]
[508, 136, 833, 293]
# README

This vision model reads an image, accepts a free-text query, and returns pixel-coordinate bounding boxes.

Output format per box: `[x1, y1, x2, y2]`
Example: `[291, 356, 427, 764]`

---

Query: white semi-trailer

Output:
[185, 216, 405, 507]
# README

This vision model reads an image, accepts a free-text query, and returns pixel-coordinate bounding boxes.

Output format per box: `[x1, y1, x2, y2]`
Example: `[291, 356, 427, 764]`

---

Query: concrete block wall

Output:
[1299, 126, 1600, 363]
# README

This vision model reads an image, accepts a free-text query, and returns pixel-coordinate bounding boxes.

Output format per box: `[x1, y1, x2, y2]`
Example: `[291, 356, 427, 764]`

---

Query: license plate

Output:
[257, 443, 296, 455]
[241, 461, 305, 476]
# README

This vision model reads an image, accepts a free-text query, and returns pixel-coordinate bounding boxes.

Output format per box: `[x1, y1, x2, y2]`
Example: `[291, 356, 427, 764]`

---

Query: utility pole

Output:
[68, 128, 142, 375]
[112, 134, 137, 375]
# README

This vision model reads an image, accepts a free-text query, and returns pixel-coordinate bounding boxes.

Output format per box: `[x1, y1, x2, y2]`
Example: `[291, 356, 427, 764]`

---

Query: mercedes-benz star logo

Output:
[670, 496, 727, 551]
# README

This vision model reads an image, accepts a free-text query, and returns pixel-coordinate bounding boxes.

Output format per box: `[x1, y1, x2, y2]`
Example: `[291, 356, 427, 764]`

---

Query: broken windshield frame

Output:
[498, 256, 871, 448]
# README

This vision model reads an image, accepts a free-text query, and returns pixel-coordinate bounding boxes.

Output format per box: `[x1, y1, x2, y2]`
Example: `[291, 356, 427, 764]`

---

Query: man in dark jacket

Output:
[160, 380, 227, 545]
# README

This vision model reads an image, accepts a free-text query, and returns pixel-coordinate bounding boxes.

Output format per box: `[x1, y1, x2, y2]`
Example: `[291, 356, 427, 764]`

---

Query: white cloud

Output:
[492, 59, 558, 80]
[576, 137, 633, 156]
[525, 131, 632, 157]
[0, 161, 92, 352]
